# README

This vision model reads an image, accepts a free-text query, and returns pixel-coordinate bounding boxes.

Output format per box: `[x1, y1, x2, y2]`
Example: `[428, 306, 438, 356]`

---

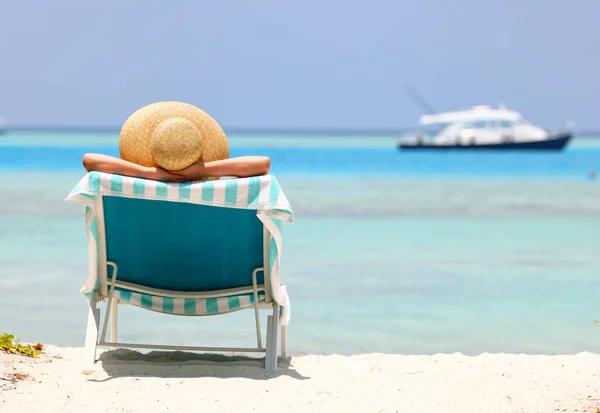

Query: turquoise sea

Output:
[1, 131, 600, 356]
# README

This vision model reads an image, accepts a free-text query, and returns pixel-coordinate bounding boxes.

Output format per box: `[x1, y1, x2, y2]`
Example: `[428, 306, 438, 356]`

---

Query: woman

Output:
[82, 153, 271, 182]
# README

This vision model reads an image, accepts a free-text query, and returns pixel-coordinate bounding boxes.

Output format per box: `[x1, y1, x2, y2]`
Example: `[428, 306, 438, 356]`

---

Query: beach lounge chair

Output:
[66, 172, 294, 374]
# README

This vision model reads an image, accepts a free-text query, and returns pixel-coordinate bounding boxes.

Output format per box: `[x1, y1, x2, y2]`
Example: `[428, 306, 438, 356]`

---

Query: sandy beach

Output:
[1, 346, 599, 413]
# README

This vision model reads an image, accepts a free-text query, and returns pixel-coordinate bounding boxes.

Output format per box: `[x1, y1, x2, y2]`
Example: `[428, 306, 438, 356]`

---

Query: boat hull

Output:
[398, 133, 572, 151]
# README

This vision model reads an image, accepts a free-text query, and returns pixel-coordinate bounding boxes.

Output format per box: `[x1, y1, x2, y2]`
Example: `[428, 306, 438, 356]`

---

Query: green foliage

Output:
[0, 333, 43, 358]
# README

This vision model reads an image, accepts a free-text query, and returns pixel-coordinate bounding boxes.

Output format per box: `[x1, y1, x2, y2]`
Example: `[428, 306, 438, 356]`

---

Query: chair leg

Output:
[110, 298, 118, 349]
[271, 304, 280, 371]
[265, 316, 273, 373]
[82, 293, 100, 375]
[265, 304, 279, 374]
[281, 325, 287, 359]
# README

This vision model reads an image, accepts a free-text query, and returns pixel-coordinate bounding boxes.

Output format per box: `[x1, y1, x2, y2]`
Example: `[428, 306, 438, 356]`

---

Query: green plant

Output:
[0, 333, 43, 358]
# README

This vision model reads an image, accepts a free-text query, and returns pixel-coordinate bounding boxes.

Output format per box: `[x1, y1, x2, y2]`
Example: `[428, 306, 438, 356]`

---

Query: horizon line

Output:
[5, 125, 600, 136]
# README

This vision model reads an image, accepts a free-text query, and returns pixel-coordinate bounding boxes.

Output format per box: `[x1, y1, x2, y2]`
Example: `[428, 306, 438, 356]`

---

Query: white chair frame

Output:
[82, 195, 287, 375]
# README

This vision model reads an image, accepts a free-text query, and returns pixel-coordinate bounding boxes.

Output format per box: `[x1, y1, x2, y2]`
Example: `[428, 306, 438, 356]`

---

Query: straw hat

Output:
[119, 101, 230, 173]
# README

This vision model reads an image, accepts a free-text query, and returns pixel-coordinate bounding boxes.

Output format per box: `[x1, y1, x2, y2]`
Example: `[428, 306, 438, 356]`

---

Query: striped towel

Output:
[66, 172, 294, 324]
[112, 290, 266, 317]
[67, 171, 293, 223]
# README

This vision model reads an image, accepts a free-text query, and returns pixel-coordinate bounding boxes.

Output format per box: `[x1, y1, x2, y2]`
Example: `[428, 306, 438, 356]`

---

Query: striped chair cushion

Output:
[113, 289, 265, 316]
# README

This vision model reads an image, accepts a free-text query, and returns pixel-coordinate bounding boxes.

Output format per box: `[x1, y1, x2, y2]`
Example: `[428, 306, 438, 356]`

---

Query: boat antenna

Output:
[404, 83, 436, 114]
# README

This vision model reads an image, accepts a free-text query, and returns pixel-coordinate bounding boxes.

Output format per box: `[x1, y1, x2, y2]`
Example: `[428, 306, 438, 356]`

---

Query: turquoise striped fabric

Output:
[65, 172, 293, 325]
[66, 172, 293, 223]
[113, 290, 266, 316]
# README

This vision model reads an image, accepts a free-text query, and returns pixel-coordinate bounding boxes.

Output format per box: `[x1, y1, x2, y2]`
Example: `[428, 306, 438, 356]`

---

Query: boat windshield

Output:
[462, 120, 515, 129]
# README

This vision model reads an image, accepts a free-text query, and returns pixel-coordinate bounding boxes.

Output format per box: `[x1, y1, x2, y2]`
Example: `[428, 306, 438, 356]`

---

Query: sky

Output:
[1, 0, 599, 131]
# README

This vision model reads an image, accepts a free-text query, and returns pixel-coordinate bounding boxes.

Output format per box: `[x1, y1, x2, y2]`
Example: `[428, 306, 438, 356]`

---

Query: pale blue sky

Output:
[1, 0, 598, 130]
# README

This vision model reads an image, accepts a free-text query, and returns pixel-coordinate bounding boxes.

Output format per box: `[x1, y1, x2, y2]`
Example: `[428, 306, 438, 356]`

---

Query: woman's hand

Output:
[172, 162, 211, 182]
[145, 167, 187, 182]
[173, 157, 271, 181]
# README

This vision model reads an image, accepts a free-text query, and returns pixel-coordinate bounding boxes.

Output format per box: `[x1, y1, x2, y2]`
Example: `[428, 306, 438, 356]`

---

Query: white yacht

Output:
[398, 105, 572, 151]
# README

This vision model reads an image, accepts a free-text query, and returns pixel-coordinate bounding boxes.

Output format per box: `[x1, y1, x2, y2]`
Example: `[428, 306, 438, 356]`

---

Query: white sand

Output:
[1, 346, 599, 413]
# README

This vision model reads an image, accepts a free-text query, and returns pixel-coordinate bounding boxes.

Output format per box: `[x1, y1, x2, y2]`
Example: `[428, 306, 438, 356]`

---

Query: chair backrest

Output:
[101, 196, 264, 292]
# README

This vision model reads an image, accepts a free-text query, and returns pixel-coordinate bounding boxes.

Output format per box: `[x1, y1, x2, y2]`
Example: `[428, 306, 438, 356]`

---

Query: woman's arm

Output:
[82, 153, 185, 181]
[174, 156, 271, 180]
[82, 154, 270, 181]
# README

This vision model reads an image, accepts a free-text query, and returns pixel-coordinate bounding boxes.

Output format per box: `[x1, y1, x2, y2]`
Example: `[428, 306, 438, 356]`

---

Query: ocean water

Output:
[1, 131, 600, 356]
